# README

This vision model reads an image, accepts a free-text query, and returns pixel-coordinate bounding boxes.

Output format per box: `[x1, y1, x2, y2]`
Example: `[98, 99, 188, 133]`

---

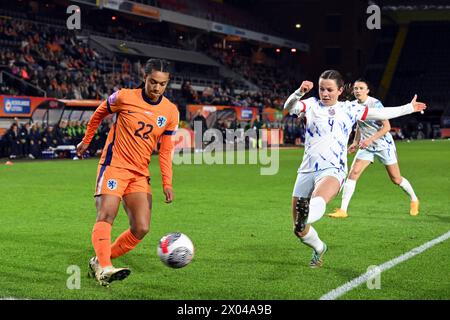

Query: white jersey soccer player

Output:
[292, 96, 367, 180]
[354, 96, 396, 152]
[284, 71, 426, 268]
[328, 79, 420, 219]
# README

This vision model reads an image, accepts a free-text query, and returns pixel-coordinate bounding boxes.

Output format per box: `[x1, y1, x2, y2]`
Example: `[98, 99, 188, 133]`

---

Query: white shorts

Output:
[354, 147, 397, 166]
[292, 168, 347, 198]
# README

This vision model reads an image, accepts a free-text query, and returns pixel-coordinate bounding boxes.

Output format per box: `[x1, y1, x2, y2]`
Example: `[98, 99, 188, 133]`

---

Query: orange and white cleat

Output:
[410, 200, 420, 216]
[327, 208, 348, 218]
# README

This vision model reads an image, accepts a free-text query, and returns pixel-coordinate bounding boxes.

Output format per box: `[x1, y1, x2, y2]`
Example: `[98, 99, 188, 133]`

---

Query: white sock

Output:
[340, 179, 357, 211]
[300, 225, 324, 253]
[399, 177, 418, 201]
[306, 197, 326, 224]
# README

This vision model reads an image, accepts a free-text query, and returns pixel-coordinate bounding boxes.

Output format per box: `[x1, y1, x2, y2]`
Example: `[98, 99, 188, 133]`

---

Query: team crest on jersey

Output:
[157, 116, 167, 128]
[107, 179, 118, 191]
[328, 108, 336, 116]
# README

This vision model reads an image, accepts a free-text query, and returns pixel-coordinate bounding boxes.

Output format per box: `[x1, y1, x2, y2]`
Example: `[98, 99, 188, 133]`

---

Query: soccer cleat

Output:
[97, 266, 131, 287]
[309, 242, 328, 268]
[88, 256, 100, 279]
[88, 257, 131, 287]
[410, 200, 420, 216]
[327, 208, 348, 218]
[294, 197, 310, 234]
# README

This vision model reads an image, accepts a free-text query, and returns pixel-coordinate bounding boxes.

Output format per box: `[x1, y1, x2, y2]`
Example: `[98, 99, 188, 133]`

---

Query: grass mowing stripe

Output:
[320, 230, 450, 300]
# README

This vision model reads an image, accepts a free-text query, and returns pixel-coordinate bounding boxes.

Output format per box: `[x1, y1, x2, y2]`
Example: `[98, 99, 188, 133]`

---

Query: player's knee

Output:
[96, 211, 116, 224]
[349, 169, 361, 180]
[391, 176, 402, 185]
[132, 224, 150, 240]
[348, 173, 358, 180]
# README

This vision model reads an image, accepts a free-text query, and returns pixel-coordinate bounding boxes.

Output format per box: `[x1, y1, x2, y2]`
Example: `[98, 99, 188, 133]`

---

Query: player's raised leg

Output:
[293, 198, 327, 268]
[293, 175, 339, 267]
[385, 163, 419, 216]
[308, 176, 340, 223]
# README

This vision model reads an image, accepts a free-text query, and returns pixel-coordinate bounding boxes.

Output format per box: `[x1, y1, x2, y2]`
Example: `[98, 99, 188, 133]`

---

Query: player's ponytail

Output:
[340, 82, 354, 101]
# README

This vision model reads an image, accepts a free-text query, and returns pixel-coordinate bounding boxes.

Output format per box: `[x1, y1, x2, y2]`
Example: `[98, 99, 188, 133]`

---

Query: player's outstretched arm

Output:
[365, 95, 426, 121]
[159, 134, 175, 203]
[283, 81, 313, 114]
[76, 100, 111, 157]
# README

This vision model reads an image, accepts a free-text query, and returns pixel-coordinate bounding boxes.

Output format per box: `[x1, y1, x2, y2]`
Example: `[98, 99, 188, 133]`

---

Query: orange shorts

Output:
[95, 165, 151, 198]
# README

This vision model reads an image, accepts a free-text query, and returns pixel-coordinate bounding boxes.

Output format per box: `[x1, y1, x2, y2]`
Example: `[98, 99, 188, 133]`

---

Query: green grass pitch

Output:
[0, 140, 449, 300]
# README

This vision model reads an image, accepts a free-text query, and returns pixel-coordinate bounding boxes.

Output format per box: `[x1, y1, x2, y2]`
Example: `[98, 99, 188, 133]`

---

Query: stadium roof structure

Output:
[90, 35, 221, 67]
[74, 0, 309, 51]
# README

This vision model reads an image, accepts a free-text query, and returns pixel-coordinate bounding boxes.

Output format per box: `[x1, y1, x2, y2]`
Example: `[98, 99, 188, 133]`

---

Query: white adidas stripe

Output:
[320, 230, 450, 300]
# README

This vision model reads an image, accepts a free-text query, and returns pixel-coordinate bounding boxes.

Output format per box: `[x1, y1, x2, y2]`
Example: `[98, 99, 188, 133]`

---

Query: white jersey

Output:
[290, 97, 368, 174]
[354, 96, 395, 152]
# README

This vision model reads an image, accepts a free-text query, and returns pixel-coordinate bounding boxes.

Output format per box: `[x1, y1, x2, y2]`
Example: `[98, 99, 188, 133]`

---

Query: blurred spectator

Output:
[181, 80, 199, 103]
[19, 122, 33, 158]
[191, 109, 208, 152]
[29, 122, 42, 158]
[41, 125, 58, 149]
[5, 123, 20, 159]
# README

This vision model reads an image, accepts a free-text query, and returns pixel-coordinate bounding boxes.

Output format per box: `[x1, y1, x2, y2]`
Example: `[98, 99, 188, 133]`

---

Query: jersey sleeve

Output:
[284, 91, 308, 116]
[82, 91, 122, 145]
[162, 107, 179, 136]
[82, 100, 109, 145]
[159, 107, 179, 189]
[284, 96, 314, 116]
[106, 90, 122, 113]
[300, 97, 316, 113]
[346, 100, 369, 123]
[374, 98, 384, 109]
[366, 103, 413, 121]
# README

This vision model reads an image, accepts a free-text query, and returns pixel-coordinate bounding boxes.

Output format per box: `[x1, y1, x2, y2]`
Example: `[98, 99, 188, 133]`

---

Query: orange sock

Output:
[92, 221, 113, 268]
[111, 228, 141, 259]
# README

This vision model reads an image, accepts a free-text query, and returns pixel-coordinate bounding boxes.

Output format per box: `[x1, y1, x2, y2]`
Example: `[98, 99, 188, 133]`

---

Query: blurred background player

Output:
[284, 70, 426, 268]
[76, 58, 179, 286]
[328, 79, 419, 219]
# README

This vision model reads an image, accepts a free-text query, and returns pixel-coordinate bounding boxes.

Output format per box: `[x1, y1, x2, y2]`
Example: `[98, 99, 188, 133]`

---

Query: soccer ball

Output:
[157, 232, 194, 268]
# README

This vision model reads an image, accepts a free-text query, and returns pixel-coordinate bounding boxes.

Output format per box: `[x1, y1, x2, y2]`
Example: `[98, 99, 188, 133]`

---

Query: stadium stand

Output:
[386, 22, 450, 110]
[1, 0, 449, 159]
[383, 21, 450, 139]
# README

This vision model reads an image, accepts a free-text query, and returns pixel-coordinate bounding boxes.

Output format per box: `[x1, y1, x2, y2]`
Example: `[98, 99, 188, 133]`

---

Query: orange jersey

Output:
[83, 88, 179, 188]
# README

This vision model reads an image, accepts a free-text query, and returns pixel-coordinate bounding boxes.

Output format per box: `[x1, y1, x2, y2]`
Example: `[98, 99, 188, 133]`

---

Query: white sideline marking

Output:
[320, 230, 450, 300]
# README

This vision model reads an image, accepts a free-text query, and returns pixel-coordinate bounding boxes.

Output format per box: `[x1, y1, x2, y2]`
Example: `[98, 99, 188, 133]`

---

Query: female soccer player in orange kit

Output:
[77, 59, 179, 286]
